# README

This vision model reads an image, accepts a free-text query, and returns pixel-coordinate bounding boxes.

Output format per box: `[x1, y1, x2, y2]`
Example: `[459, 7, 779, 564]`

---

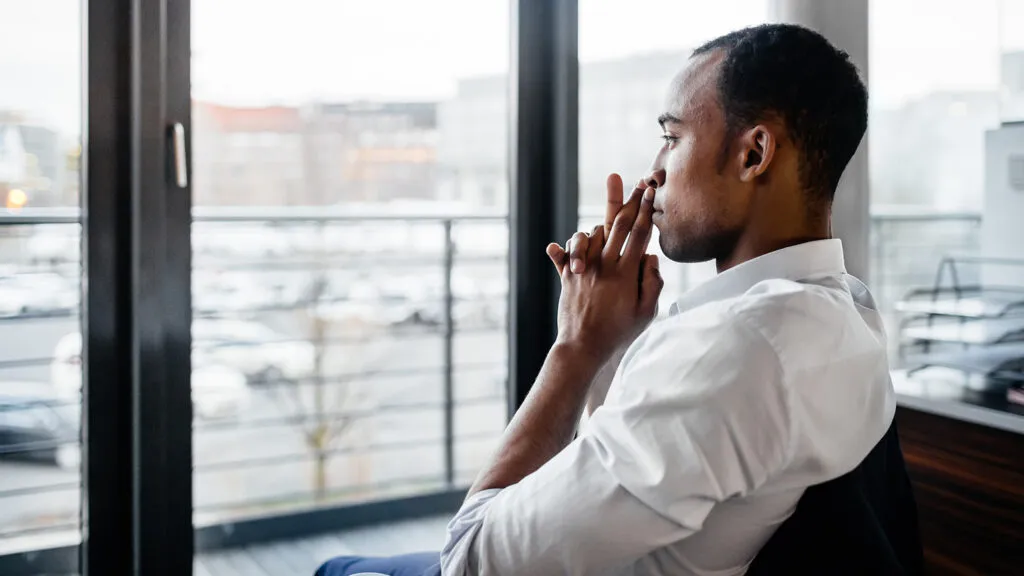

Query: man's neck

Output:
[716, 222, 832, 274]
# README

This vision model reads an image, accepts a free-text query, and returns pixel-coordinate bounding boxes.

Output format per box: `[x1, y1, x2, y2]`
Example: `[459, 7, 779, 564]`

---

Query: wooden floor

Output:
[194, 515, 450, 576]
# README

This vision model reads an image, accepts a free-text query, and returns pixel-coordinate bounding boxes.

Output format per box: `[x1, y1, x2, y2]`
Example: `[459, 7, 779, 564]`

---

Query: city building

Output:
[309, 102, 438, 204]
[192, 102, 305, 206]
[193, 101, 438, 206]
[870, 91, 1000, 209]
[437, 75, 508, 208]
[437, 51, 689, 211]
[0, 113, 68, 207]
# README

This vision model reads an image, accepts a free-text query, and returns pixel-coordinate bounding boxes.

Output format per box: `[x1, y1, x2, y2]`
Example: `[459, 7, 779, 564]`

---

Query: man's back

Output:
[609, 240, 895, 574]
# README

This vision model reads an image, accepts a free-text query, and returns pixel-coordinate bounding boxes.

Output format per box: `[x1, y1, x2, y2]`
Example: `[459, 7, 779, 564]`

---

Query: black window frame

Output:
[0, 0, 579, 574]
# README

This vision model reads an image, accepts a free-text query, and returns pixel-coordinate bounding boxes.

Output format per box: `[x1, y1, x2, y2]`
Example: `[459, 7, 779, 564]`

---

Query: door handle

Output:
[171, 122, 188, 188]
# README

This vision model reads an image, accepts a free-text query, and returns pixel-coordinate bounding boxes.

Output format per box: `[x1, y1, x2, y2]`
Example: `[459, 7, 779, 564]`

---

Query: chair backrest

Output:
[747, 420, 924, 576]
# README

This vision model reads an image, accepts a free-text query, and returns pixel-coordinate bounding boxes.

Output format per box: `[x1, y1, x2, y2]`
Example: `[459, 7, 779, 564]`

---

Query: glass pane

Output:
[868, 0, 999, 362]
[577, 0, 770, 307]
[0, 0, 83, 572]
[190, 0, 509, 561]
[999, 0, 1024, 123]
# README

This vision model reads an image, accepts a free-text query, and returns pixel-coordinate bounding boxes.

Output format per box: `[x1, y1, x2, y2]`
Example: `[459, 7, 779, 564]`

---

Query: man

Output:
[318, 22, 891, 576]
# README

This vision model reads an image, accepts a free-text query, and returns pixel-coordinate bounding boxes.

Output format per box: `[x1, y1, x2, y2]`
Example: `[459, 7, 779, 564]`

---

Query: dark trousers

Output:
[315, 551, 441, 576]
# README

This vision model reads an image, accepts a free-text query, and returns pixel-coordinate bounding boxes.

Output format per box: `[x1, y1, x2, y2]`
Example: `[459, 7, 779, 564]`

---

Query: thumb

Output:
[639, 254, 663, 318]
[547, 243, 567, 275]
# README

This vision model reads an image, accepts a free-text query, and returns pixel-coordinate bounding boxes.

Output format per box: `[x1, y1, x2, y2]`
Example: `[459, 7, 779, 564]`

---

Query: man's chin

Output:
[659, 234, 718, 264]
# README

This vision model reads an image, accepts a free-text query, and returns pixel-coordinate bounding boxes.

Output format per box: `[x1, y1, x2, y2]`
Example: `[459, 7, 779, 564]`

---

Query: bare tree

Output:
[274, 250, 388, 502]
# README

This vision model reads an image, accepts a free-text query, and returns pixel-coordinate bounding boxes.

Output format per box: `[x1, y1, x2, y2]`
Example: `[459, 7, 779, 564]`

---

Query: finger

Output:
[603, 186, 645, 261]
[546, 243, 567, 275]
[586, 225, 604, 265]
[568, 231, 589, 274]
[621, 186, 656, 265]
[604, 174, 624, 237]
[638, 254, 664, 318]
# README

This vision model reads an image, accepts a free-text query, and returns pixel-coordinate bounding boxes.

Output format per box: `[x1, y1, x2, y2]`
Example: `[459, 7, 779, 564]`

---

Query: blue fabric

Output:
[315, 551, 442, 576]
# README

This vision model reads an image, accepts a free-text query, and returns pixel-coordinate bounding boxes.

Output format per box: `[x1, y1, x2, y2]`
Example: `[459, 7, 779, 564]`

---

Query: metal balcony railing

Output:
[0, 205, 983, 551]
[0, 207, 511, 550]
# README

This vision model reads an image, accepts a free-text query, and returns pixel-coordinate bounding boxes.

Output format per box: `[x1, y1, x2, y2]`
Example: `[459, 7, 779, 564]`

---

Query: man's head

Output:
[648, 24, 867, 264]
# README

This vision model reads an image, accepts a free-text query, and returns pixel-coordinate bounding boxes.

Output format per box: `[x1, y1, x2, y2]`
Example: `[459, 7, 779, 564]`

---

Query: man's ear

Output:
[735, 125, 776, 182]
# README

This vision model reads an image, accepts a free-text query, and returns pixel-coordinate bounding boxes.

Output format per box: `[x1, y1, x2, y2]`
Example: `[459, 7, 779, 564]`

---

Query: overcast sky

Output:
[1, 0, 1021, 135]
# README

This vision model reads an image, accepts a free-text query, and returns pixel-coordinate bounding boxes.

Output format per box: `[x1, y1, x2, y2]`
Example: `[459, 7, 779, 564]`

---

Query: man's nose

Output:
[644, 169, 666, 189]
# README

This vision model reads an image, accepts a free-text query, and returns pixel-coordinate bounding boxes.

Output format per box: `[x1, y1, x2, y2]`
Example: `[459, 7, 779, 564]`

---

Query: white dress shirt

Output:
[441, 239, 896, 576]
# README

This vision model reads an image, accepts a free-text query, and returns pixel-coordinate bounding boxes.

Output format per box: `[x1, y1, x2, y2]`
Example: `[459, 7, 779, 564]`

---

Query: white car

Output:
[0, 278, 33, 316]
[191, 319, 316, 384]
[314, 278, 424, 327]
[26, 225, 80, 265]
[8, 273, 77, 312]
[193, 272, 305, 314]
[193, 273, 278, 314]
[194, 225, 290, 259]
[0, 273, 77, 315]
[50, 333, 249, 419]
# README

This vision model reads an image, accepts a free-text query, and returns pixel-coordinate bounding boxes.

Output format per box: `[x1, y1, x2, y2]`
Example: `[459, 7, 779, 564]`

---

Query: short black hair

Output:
[693, 24, 867, 203]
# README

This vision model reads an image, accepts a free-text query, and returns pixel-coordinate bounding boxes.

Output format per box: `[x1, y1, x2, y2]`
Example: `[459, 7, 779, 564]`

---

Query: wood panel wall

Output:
[896, 407, 1024, 575]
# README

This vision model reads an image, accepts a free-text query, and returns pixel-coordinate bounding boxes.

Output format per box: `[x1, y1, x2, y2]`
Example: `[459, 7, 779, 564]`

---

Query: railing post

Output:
[442, 219, 455, 487]
[872, 217, 884, 306]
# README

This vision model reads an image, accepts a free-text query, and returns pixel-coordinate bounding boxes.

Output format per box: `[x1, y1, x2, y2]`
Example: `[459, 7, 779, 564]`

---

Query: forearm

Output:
[468, 342, 602, 496]
[586, 343, 628, 417]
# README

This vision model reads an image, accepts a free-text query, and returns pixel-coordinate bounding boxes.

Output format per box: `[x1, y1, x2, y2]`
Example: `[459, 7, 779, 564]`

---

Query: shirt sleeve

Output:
[440, 315, 792, 576]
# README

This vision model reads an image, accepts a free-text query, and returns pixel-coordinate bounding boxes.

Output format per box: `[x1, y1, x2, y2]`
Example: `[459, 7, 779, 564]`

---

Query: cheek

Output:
[661, 150, 721, 220]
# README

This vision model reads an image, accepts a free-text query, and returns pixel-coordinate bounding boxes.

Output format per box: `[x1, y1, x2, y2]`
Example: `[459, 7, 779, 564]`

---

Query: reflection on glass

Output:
[190, 0, 510, 531]
[0, 0, 83, 567]
[869, 0, 1002, 357]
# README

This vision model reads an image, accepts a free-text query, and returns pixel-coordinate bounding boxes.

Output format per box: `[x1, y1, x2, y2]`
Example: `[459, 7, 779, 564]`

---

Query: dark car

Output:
[0, 382, 79, 469]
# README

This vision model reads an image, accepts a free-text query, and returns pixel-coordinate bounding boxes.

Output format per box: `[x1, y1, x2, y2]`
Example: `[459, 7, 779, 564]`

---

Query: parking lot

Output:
[0, 309, 507, 546]
[0, 218, 511, 550]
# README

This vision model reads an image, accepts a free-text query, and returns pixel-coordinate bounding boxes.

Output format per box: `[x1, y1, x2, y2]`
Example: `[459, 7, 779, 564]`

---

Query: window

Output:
[0, 0, 82, 566]
[998, 1, 1024, 123]
[577, 0, 770, 307]
[868, 0, 1019, 359]
[190, 0, 510, 538]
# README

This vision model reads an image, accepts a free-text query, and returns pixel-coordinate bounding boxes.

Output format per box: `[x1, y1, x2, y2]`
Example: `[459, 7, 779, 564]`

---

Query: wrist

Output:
[550, 337, 612, 376]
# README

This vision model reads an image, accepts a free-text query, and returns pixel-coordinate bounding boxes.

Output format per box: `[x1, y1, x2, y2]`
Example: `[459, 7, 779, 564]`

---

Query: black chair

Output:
[747, 421, 924, 576]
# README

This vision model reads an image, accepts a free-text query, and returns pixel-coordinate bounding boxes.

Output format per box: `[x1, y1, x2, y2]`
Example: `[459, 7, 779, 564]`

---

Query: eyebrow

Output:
[657, 113, 682, 128]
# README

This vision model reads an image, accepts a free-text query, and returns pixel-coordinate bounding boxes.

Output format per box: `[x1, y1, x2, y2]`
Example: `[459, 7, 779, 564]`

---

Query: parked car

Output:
[191, 348, 252, 418]
[0, 381, 79, 469]
[9, 273, 77, 312]
[0, 276, 32, 316]
[26, 225, 80, 265]
[0, 273, 77, 316]
[50, 333, 250, 419]
[193, 272, 280, 314]
[313, 275, 414, 325]
[191, 319, 315, 385]
[193, 224, 290, 259]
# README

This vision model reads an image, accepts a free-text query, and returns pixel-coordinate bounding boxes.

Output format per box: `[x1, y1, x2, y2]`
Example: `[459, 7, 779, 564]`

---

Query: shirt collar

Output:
[671, 239, 847, 314]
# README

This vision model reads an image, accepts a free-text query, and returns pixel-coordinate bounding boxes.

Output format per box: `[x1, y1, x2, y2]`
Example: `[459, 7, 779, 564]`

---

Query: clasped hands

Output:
[545, 174, 664, 366]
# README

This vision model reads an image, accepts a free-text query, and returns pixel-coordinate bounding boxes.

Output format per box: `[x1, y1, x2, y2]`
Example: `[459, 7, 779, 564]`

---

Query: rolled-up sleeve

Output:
[441, 315, 791, 576]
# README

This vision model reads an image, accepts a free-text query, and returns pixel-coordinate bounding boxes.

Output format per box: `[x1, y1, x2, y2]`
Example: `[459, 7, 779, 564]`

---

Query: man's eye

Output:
[660, 135, 678, 144]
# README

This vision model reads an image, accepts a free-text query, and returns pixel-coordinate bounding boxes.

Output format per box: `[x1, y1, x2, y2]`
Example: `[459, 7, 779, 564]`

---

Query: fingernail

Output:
[644, 187, 655, 201]
[571, 260, 583, 273]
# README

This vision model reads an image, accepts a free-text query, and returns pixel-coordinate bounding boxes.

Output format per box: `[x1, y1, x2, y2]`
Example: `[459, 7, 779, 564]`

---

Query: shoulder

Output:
[614, 303, 787, 413]
[595, 299, 796, 499]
